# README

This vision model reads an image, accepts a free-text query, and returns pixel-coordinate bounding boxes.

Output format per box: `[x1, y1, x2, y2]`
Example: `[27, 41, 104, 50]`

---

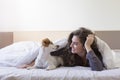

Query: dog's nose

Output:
[56, 45, 59, 49]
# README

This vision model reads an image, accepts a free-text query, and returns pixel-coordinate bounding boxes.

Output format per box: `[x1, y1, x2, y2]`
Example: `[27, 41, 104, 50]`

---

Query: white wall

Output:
[0, 0, 120, 31]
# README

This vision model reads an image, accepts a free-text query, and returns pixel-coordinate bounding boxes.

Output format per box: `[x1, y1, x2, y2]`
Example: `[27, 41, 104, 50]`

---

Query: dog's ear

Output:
[42, 38, 52, 47]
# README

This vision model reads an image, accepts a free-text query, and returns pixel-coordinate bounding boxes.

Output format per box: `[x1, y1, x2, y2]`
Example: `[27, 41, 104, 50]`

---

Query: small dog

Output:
[27, 38, 63, 70]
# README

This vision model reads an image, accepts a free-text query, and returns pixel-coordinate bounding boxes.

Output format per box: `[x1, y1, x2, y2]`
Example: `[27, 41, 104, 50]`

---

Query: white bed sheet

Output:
[0, 66, 120, 80]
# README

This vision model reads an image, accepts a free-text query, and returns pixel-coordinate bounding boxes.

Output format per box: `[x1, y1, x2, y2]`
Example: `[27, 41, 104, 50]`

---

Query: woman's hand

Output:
[84, 34, 95, 52]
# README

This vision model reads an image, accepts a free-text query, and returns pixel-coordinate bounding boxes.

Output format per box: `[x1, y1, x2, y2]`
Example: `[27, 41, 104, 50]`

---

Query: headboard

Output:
[0, 31, 120, 49]
[95, 31, 120, 49]
[0, 32, 13, 48]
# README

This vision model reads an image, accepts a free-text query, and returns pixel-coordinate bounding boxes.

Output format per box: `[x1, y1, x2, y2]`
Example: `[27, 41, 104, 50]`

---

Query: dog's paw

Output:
[26, 66, 34, 70]
[46, 65, 56, 70]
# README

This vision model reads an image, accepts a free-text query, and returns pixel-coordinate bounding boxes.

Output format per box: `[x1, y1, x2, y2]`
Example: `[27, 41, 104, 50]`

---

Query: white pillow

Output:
[54, 38, 68, 49]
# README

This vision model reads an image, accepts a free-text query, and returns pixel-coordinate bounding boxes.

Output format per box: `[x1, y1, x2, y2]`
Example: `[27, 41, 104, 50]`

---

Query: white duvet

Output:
[0, 41, 40, 67]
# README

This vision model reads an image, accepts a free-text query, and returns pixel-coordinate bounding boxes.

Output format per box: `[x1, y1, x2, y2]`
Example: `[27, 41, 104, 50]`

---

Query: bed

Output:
[0, 31, 120, 80]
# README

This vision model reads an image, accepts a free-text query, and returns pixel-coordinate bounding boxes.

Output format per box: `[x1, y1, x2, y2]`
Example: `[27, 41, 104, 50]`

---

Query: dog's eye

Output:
[56, 45, 59, 48]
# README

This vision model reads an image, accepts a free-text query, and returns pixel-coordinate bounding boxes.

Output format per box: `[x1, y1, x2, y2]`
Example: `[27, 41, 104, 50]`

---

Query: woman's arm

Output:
[86, 50, 104, 71]
[85, 34, 103, 71]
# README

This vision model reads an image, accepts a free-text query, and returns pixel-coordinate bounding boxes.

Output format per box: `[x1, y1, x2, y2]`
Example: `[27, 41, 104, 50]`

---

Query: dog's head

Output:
[42, 38, 59, 51]
[50, 47, 77, 67]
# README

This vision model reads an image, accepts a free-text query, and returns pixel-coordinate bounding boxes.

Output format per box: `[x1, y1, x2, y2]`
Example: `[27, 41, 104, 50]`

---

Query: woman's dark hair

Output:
[67, 27, 103, 62]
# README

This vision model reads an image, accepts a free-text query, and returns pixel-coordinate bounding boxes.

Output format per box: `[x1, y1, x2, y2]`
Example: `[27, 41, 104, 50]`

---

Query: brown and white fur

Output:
[27, 38, 63, 70]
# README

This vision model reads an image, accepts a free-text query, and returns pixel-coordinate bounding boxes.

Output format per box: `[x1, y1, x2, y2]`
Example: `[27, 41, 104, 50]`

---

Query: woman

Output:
[67, 27, 104, 71]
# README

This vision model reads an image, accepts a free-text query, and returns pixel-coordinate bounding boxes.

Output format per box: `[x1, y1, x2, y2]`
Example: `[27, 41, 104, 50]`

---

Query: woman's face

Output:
[70, 35, 85, 55]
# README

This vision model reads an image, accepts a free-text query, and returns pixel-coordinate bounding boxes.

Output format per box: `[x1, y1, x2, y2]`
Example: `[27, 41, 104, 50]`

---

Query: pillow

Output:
[96, 36, 115, 69]
[54, 38, 68, 49]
